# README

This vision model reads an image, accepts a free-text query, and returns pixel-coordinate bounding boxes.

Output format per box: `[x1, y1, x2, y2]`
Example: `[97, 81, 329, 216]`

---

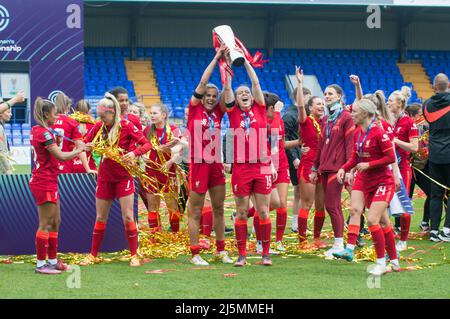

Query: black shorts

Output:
[288, 163, 298, 186]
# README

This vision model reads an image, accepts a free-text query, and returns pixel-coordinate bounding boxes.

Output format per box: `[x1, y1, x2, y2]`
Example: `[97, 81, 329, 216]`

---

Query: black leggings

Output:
[178, 162, 189, 214]
[428, 161, 450, 231]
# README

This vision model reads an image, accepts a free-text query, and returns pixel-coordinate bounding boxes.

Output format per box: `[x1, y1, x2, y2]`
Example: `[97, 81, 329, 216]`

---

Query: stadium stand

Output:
[10, 48, 450, 146]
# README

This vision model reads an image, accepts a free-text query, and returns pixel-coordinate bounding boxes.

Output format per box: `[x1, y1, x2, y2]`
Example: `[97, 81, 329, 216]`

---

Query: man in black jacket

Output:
[423, 73, 450, 242]
[282, 87, 311, 232]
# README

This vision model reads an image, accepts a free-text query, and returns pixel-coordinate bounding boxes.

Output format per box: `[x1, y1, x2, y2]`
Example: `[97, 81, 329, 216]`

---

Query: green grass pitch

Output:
[1, 165, 449, 299]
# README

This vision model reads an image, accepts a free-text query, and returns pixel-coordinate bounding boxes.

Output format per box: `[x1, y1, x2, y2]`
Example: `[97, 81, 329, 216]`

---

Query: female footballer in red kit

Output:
[337, 99, 399, 275]
[223, 55, 277, 267]
[30, 98, 88, 274]
[187, 45, 233, 266]
[80, 93, 151, 267]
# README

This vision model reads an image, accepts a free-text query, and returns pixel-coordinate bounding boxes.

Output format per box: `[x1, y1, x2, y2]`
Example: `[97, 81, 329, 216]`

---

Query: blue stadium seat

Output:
[84, 47, 450, 120]
[12, 137, 22, 146]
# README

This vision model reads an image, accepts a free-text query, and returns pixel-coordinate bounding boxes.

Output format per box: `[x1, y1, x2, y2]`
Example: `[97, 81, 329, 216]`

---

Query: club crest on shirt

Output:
[396, 127, 402, 133]
[366, 140, 371, 147]
[381, 134, 390, 142]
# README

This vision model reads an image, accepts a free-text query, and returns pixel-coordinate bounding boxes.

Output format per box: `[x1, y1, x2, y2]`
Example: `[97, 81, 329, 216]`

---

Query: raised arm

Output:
[349, 75, 363, 102]
[221, 72, 235, 111]
[243, 59, 264, 105]
[192, 45, 228, 105]
[295, 66, 307, 124]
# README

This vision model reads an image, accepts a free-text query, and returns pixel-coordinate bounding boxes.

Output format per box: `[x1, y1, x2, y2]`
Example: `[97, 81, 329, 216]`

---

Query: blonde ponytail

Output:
[390, 86, 411, 111]
[355, 99, 378, 117]
[98, 92, 121, 144]
[363, 90, 394, 124]
[55, 92, 72, 114]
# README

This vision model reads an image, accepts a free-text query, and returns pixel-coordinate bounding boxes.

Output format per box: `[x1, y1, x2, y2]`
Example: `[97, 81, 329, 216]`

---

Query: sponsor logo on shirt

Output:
[382, 134, 390, 142]
[44, 132, 53, 141]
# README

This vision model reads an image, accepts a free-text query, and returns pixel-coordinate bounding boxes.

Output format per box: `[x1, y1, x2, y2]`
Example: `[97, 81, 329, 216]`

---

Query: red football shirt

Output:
[379, 119, 394, 141]
[299, 115, 322, 164]
[343, 125, 395, 190]
[267, 111, 289, 171]
[85, 119, 150, 182]
[72, 121, 96, 172]
[393, 114, 418, 169]
[51, 114, 83, 173]
[122, 113, 143, 132]
[51, 114, 83, 152]
[143, 124, 181, 173]
[122, 113, 143, 153]
[187, 100, 224, 163]
[29, 126, 60, 191]
[227, 101, 270, 164]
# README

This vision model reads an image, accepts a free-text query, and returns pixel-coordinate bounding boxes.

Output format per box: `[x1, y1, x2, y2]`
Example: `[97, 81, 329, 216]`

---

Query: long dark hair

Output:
[305, 96, 321, 116]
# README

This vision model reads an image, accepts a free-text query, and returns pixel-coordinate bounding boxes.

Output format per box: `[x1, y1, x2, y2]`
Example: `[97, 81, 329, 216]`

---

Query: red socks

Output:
[234, 219, 248, 256]
[276, 208, 287, 242]
[201, 207, 213, 236]
[125, 221, 138, 256]
[400, 213, 411, 241]
[170, 211, 180, 233]
[259, 216, 272, 256]
[190, 245, 201, 256]
[253, 211, 261, 241]
[383, 224, 398, 260]
[369, 224, 385, 259]
[347, 224, 360, 247]
[47, 232, 58, 260]
[148, 211, 160, 231]
[216, 240, 226, 253]
[314, 211, 326, 239]
[91, 221, 106, 257]
[35, 231, 49, 261]
[298, 208, 309, 242]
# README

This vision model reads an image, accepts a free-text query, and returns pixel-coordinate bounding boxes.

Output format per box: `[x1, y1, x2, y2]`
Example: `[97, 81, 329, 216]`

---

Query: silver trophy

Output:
[212, 25, 245, 67]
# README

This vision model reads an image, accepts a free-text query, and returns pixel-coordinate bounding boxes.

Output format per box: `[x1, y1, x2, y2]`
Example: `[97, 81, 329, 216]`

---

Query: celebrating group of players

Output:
[25, 45, 428, 276]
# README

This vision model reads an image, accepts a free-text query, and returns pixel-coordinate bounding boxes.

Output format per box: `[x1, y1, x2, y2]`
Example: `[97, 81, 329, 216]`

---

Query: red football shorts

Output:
[352, 171, 363, 191]
[96, 177, 135, 200]
[273, 166, 290, 187]
[189, 162, 226, 194]
[297, 160, 316, 184]
[364, 181, 395, 209]
[30, 187, 59, 206]
[231, 163, 272, 197]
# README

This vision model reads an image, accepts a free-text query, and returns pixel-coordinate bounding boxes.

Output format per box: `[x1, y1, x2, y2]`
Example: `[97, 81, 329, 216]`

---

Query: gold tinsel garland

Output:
[69, 112, 96, 124]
